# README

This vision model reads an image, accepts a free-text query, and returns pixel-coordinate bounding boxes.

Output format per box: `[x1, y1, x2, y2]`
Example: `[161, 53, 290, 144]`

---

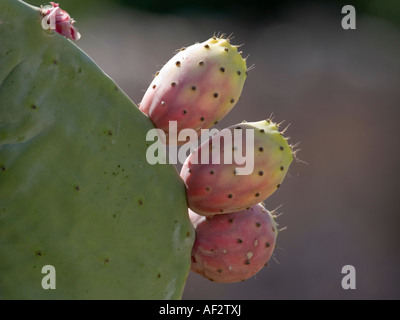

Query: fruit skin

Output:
[190, 204, 278, 283]
[181, 120, 293, 216]
[0, 0, 193, 300]
[139, 36, 247, 144]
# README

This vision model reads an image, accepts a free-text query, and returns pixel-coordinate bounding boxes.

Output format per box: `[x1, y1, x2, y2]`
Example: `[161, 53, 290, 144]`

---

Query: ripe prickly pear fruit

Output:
[139, 36, 247, 144]
[180, 119, 294, 216]
[190, 204, 278, 283]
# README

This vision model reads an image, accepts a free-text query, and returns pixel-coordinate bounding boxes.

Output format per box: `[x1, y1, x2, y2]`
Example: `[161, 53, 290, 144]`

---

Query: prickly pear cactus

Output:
[0, 0, 194, 299]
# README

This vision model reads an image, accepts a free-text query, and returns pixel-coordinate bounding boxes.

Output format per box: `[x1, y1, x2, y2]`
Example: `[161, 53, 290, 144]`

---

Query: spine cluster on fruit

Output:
[141, 34, 298, 283]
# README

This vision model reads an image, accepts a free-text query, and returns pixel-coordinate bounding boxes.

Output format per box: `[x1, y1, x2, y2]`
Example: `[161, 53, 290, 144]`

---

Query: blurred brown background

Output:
[28, 0, 400, 299]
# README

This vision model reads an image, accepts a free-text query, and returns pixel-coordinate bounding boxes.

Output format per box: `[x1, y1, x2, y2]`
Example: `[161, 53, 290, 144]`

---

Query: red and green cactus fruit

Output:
[190, 203, 279, 283]
[181, 119, 294, 216]
[139, 36, 247, 145]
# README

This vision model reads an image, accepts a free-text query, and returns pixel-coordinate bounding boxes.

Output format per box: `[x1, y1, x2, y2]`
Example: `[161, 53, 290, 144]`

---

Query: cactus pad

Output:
[0, 0, 194, 299]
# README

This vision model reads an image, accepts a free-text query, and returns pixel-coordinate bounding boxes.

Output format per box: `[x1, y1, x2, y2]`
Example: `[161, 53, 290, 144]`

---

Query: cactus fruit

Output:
[180, 119, 294, 216]
[190, 204, 279, 283]
[139, 36, 247, 144]
[0, 0, 193, 299]
[40, 2, 81, 41]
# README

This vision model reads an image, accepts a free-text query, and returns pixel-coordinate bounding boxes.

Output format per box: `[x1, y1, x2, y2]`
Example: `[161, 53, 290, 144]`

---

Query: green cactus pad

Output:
[0, 0, 193, 299]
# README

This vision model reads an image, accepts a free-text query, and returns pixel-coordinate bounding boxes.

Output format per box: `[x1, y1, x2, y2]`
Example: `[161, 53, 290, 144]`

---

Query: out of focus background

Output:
[27, 0, 400, 299]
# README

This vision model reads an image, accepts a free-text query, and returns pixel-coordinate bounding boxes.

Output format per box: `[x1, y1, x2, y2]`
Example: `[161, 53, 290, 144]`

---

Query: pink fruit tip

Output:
[40, 2, 81, 41]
